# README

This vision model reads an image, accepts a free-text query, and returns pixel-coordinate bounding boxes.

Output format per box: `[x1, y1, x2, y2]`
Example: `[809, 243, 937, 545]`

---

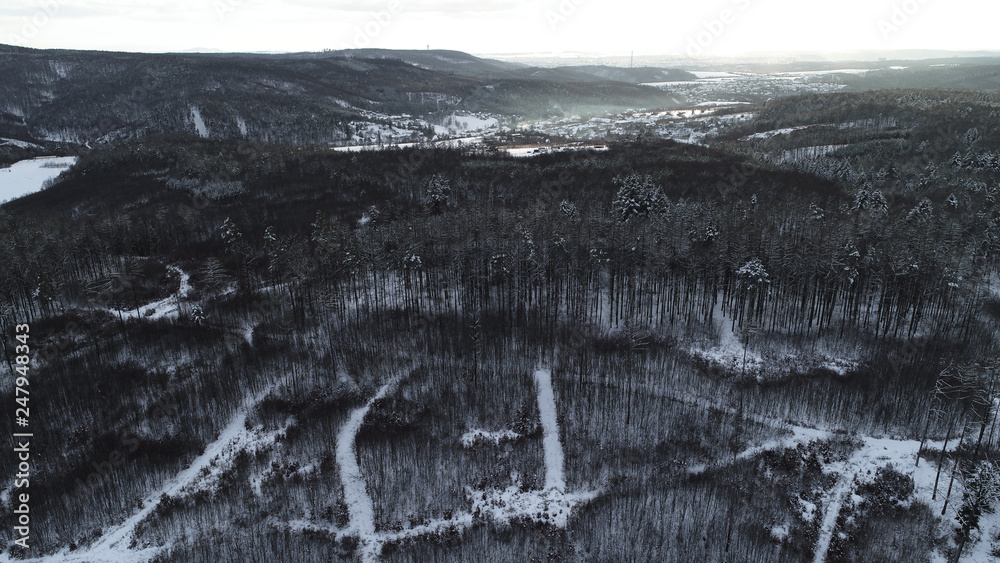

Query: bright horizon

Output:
[2, 0, 999, 59]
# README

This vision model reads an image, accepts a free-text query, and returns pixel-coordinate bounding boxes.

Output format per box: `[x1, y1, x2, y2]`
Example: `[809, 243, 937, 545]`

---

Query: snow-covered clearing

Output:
[439, 112, 499, 134]
[688, 296, 858, 381]
[469, 485, 598, 529]
[676, 401, 976, 562]
[744, 125, 812, 140]
[691, 297, 763, 376]
[804, 434, 976, 563]
[0, 137, 41, 149]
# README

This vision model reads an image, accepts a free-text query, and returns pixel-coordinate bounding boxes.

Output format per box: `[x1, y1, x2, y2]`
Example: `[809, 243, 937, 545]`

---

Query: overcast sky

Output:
[1, 0, 997, 57]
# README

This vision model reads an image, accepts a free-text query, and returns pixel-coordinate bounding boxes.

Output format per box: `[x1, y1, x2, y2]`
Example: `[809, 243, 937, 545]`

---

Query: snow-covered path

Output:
[336, 377, 401, 560]
[330, 371, 476, 562]
[105, 266, 191, 321]
[812, 473, 853, 563]
[690, 424, 832, 475]
[469, 367, 597, 528]
[1, 379, 290, 563]
[811, 435, 948, 563]
[534, 369, 566, 491]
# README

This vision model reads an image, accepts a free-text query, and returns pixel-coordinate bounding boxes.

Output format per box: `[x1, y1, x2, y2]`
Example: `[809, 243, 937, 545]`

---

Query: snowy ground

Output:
[0, 137, 42, 149]
[744, 125, 813, 140]
[689, 296, 859, 381]
[690, 297, 763, 376]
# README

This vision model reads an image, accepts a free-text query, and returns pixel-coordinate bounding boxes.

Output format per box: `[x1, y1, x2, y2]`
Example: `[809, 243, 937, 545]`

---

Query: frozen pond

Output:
[0, 156, 77, 203]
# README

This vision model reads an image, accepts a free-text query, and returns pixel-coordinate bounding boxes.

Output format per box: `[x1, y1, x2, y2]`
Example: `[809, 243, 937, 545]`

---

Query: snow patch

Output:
[460, 428, 521, 448]
[799, 497, 818, 523]
[469, 486, 597, 528]
[190, 106, 209, 138]
[0, 137, 42, 149]
[439, 112, 499, 134]
[691, 298, 762, 376]
[820, 358, 859, 376]
[744, 125, 812, 140]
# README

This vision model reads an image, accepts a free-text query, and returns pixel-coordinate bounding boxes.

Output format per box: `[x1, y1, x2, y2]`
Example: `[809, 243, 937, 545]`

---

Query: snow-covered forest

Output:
[2, 45, 1000, 562]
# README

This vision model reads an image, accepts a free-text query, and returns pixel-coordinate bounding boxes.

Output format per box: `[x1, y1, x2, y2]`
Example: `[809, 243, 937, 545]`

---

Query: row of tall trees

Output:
[2, 140, 997, 354]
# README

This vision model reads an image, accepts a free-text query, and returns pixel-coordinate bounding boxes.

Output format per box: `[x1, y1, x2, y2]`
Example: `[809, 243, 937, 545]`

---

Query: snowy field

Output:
[0, 156, 76, 202]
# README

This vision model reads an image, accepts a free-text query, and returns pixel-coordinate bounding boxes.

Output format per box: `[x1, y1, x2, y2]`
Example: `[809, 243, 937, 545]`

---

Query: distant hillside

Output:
[332, 50, 696, 84]
[334, 48, 527, 77]
[558, 65, 696, 83]
[0, 45, 681, 149]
